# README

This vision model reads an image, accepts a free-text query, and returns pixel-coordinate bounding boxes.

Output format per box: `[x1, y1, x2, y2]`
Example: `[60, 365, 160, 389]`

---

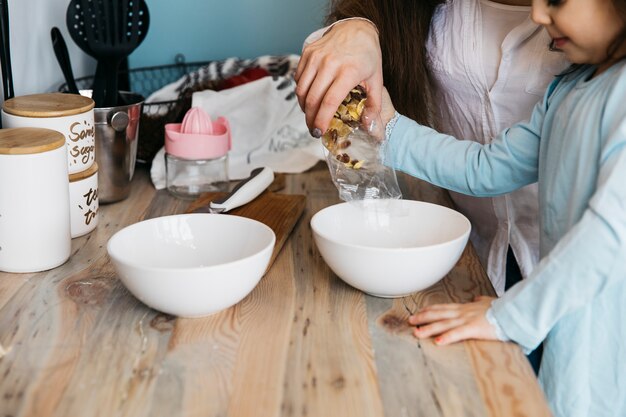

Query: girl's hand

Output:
[409, 296, 499, 345]
[363, 87, 396, 141]
[380, 87, 396, 127]
[295, 19, 383, 136]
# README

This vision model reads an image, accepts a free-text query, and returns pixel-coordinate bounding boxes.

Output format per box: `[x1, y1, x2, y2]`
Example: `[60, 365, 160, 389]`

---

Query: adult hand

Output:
[408, 296, 499, 345]
[295, 19, 383, 137]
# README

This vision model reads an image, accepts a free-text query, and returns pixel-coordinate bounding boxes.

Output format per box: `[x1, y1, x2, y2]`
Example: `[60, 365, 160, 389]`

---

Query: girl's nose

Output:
[531, 0, 552, 26]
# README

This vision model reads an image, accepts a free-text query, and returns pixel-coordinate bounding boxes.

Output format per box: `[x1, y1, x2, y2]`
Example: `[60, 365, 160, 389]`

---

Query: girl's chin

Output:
[560, 49, 587, 65]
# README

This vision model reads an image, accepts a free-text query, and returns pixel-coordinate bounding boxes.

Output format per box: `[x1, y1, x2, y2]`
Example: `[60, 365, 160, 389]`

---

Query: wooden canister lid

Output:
[69, 162, 98, 182]
[0, 128, 66, 155]
[3, 93, 95, 118]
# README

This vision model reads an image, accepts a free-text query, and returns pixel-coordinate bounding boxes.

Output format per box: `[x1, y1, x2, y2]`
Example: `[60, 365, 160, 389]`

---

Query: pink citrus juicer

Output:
[165, 107, 231, 160]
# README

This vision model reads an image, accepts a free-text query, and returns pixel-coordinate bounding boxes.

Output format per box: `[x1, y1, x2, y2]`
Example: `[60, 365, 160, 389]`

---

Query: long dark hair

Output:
[327, 0, 444, 127]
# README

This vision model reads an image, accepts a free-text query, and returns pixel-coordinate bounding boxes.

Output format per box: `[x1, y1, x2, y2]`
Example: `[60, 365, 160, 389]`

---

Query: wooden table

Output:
[0, 163, 551, 417]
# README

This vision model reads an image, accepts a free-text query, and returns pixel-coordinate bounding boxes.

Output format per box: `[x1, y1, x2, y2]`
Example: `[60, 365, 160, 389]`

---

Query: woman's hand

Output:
[295, 19, 383, 137]
[409, 296, 499, 345]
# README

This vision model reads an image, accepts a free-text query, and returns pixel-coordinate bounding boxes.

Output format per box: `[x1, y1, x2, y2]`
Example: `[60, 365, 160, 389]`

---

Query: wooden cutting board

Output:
[186, 190, 306, 270]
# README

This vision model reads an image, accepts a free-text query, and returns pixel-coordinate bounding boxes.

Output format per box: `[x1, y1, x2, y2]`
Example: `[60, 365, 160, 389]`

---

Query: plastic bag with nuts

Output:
[321, 86, 402, 201]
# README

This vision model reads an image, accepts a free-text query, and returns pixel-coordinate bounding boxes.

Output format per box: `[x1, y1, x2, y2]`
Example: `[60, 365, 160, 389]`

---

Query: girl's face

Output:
[532, 0, 626, 74]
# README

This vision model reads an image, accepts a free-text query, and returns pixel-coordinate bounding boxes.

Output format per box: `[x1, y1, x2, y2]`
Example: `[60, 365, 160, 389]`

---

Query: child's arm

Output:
[490, 133, 626, 351]
[409, 99, 626, 351]
[409, 296, 500, 345]
[383, 100, 548, 197]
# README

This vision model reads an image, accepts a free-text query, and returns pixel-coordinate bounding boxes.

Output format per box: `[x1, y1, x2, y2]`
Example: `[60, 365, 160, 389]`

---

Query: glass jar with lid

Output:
[164, 107, 231, 199]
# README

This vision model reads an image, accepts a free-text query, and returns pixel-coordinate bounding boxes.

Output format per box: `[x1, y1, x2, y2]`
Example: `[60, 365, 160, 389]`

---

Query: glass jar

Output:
[165, 153, 229, 199]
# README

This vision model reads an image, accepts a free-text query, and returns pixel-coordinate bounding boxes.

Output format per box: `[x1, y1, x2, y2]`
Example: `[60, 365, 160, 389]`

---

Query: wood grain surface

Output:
[2, 93, 95, 117]
[0, 163, 552, 417]
[0, 128, 65, 154]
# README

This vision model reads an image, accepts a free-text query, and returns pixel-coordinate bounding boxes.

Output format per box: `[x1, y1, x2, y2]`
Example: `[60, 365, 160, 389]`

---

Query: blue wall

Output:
[130, 0, 329, 67]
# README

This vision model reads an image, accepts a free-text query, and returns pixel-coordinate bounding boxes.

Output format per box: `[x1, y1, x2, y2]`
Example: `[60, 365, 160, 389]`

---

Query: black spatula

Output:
[66, 0, 149, 107]
[51, 27, 80, 95]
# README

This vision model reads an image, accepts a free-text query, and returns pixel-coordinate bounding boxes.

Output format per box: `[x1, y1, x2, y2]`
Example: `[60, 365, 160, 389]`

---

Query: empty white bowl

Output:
[107, 213, 276, 317]
[310, 199, 471, 298]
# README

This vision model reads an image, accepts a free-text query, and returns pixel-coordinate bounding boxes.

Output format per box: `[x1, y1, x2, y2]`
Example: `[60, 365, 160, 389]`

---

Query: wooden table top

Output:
[0, 163, 551, 417]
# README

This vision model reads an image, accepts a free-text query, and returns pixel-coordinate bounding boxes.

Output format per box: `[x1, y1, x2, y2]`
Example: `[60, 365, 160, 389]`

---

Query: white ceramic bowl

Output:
[310, 199, 471, 298]
[107, 213, 276, 317]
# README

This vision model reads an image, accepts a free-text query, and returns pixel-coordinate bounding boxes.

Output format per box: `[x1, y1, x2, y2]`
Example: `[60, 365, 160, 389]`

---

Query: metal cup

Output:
[91, 91, 144, 204]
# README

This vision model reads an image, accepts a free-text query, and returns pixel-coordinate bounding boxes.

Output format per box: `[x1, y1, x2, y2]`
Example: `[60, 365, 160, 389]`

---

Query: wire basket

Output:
[62, 60, 212, 163]
[60, 55, 299, 163]
[62, 56, 298, 164]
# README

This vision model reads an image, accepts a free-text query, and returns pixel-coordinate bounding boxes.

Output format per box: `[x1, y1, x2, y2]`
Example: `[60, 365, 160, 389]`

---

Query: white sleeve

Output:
[303, 17, 378, 49]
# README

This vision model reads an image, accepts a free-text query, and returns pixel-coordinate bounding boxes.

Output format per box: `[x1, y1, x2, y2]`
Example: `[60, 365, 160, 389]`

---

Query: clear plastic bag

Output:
[322, 87, 402, 202]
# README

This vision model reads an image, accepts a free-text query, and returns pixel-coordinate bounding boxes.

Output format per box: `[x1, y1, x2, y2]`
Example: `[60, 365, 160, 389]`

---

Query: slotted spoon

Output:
[66, 0, 149, 107]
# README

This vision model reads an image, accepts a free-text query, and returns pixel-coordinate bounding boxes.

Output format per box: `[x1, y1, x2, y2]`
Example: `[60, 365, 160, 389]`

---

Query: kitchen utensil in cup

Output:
[90, 90, 143, 204]
[68, 0, 150, 107]
[0, 0, 14, 102]
[1, 93, 95, 175]
[51, 27, 80, 95]
[0, 128, 71, 273]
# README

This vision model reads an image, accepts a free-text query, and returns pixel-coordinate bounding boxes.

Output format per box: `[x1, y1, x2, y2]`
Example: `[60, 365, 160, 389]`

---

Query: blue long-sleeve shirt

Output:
[386, 63, 626, 417]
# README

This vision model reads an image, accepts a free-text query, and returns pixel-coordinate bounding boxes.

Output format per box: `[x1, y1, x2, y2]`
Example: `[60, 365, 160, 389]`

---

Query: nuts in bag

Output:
[321, 86, 402, 201]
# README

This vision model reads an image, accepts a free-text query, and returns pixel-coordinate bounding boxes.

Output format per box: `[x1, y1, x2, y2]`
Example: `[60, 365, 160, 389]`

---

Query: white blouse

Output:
[479, 0, 530, 88]
[427, 0, 569, 294]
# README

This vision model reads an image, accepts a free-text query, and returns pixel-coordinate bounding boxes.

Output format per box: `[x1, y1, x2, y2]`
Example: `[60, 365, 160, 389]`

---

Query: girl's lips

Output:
[552, 37, 568, 49]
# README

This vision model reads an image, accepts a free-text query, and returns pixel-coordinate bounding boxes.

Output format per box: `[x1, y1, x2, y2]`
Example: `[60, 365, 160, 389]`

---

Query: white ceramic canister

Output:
[0, 128, 71, 272]
[2, 93, 96, 175]
[68, 162, 99, 238]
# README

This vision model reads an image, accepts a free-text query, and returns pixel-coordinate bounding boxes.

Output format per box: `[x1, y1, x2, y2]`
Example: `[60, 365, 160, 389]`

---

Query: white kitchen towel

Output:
[150, 75, 323, 187]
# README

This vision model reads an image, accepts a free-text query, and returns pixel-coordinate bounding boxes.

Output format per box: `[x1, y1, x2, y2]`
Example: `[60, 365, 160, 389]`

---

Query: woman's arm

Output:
[295, 1, 443, 135]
